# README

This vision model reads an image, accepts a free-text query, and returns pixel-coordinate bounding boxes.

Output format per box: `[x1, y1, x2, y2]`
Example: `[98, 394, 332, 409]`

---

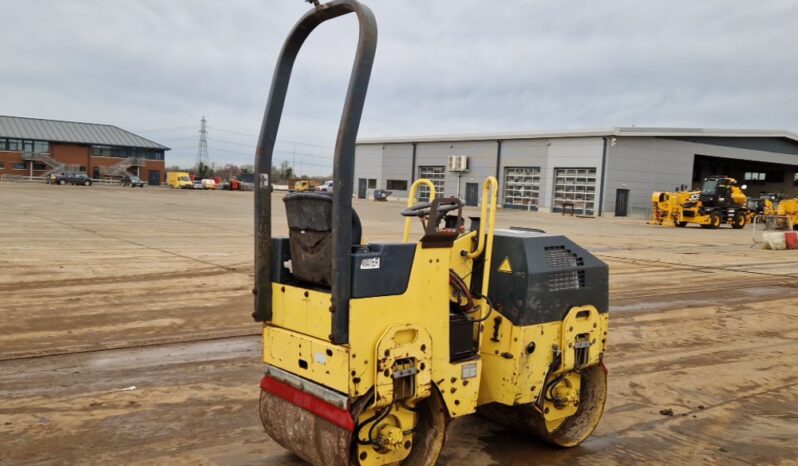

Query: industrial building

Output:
[0, 115, 168, 185]
[354, 127, 798, 216]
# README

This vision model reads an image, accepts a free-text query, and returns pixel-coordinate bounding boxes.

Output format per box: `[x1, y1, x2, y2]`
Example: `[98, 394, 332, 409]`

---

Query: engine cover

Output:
[485, 229, 608, 326]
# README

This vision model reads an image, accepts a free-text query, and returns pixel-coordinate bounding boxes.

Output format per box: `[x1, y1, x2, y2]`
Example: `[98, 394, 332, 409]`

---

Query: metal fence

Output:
[1, 174, 135, 186]
[0, 175, 47, 183]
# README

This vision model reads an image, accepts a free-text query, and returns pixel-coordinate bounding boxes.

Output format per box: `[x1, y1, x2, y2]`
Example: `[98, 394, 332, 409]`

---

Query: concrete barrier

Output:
[763, 232, 787, 250]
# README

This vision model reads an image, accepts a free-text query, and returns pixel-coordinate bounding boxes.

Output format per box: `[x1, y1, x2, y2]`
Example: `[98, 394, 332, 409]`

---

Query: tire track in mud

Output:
[599, 254, 798, 279]
[607, 339, 798, 377]
[28, 214, 251, 276]
[604, 255, 798, 307]
[0, 265, 251, 292]
[603, 380, 798, 436]
[611, 277, 798, 306]
[0, 330, 260, 362]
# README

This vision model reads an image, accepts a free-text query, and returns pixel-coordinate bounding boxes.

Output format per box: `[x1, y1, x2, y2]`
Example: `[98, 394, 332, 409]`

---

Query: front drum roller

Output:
[260, 387, 448, 466]
[477, 363, 607, 448]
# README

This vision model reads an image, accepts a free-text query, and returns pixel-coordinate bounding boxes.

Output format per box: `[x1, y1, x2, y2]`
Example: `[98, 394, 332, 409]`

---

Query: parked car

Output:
[51, 172, 92, 186]
[238, 173, 255, 191]
[317, 180, 333, 192]
[122, 175, 145, 188]
[373, 189, 392, 201]
[292, 180, 310, 192]
[193, 180, 203, 190]
[201, 178, 217, 190]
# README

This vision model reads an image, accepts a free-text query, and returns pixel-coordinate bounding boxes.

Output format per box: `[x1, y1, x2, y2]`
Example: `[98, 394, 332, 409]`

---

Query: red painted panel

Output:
[260, 375, 354, 432]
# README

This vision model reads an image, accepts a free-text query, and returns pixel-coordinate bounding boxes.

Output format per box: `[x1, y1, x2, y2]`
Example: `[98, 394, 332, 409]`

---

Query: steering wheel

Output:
[401, 198, 461, 217]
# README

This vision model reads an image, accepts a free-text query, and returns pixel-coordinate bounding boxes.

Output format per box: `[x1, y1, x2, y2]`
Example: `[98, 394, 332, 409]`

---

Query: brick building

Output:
[0, 115, 168, 185]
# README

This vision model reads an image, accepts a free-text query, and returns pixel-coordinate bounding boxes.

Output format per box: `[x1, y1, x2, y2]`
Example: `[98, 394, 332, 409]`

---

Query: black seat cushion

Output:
[283, 193, 362, 286]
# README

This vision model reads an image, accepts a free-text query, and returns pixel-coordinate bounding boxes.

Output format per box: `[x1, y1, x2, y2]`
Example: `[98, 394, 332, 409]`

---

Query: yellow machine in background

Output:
[746, 195, 776, 217]
[778, 198, 798, 229]
[649, 190, 698, 226]
[649, 176, 750, 229]
[763, 197, 798, 230]
[289, 179, 319, 192]
[251, 2, 610, 465]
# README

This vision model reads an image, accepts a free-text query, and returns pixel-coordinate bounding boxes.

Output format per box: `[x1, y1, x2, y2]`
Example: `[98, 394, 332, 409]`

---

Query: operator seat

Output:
[283, 193, 362, 287]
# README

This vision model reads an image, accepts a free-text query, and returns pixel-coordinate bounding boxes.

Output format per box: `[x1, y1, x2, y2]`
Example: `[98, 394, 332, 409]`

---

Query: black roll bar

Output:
[253, 0, 377, 345]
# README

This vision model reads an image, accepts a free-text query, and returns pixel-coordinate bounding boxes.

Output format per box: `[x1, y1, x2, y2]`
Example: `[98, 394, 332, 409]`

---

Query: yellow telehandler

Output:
[650, 176, 750, 229]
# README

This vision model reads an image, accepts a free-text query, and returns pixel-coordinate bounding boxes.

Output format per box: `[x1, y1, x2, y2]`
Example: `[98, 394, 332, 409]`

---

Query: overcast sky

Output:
[2, 0, 797, 175]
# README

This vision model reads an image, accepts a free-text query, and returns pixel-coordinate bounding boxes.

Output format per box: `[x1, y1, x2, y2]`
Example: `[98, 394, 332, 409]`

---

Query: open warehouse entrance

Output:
[692, 154, 798, 198]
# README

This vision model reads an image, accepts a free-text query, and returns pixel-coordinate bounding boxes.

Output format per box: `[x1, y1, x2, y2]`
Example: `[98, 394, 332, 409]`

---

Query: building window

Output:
[92, 146, 164, 160]
[0, 161, 4, 169]
[79, 166, 87, 172]
[13, 162, 26, 170]
[744, 171, 767, 185]
[552, 167, 597, 216]
[367, 178, 376, 189]
[503, 167, 541, 210]
[34, 141, 49, 154]
[386, 179, 408, 190]
[417, 166, 446, 201]
[92, 146, 112, 157]
[0, 139, 49, 154]
[32, 162, 47, 171]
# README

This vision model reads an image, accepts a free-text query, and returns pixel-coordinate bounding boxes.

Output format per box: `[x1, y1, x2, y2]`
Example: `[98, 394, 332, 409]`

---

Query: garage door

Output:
[552, 168, 597, 216]
[503, 167, 541, 210]
[417, 166, 445, 201]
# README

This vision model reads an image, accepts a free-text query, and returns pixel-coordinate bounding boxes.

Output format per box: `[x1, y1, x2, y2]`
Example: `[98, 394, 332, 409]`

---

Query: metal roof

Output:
[0, 115, 169, 150]
[357, 127, 798, 145]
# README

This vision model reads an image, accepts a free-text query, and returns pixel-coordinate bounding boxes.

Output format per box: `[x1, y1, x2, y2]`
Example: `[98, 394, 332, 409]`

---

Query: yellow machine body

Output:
[648, 190, 698, 226]
[777, 198, 798, 229]
[260, 176, 610, 465]
[255, 4, 608, 465]
[758, 197, 798, 231]
[649, 176, 750, 229]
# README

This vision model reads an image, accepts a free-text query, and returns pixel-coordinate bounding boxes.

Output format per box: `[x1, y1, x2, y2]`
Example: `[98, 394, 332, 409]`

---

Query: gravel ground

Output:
[1, 182, 796, 465]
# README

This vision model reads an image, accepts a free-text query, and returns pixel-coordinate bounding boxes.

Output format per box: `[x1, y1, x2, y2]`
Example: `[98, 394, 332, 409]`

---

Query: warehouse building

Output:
[354, 127, 798, 216]
[0, 115, 168, 185]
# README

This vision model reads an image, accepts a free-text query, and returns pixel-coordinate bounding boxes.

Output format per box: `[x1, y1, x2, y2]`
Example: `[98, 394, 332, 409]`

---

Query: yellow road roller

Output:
[252, 2, 609, 464]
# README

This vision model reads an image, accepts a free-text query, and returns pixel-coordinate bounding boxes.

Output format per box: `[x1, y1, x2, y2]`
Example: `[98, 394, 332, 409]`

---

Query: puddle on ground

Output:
[611, 299, 716, 313]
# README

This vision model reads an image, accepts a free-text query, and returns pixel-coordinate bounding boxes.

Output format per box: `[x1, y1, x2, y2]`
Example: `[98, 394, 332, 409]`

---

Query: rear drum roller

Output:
[260, 388, 448, 466]
[477, 363, 607, 448]
[260, 388, 354, 466]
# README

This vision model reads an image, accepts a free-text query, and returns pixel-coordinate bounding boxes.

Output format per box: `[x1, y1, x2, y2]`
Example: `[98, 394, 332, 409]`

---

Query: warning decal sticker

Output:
[498, 257, 512, 273]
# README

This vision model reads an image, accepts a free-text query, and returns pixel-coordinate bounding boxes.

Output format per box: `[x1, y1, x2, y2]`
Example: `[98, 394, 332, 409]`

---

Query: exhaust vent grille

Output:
[544, 245, 584, 268]
[547, 270, 585, 291]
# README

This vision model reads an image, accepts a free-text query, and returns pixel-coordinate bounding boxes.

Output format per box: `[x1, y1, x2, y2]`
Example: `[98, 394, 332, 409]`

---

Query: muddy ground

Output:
[1, 182, 796, 465]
